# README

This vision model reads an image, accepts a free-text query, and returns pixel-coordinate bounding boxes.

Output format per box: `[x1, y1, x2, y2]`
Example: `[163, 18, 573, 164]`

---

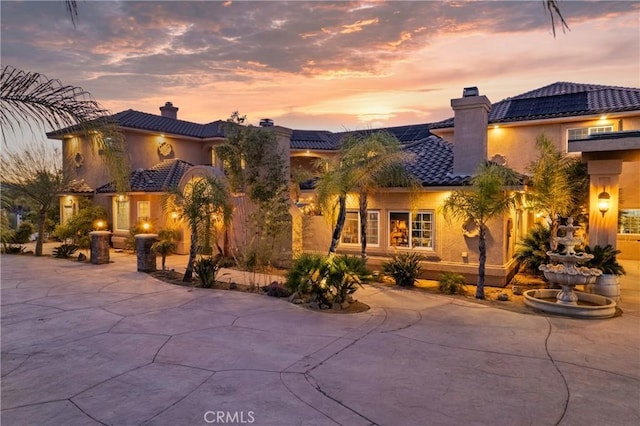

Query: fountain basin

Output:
[541, 270, 599, 286]
[524, 289, 617, 319]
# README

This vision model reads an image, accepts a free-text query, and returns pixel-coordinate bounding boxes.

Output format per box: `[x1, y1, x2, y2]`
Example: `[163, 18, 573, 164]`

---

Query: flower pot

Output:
[586, 274, 620, 303]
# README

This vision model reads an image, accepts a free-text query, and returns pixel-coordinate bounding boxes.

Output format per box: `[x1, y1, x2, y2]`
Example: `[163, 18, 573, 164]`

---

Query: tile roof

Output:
[402, 136, 472, 186]
[96, 159, 194, 193]
[430, 82, 640, 129]
[290, 130, 342, 150]
[62, 179, 94, 194]
[48, 110, 228, 139]
[110, 110, 227, 138]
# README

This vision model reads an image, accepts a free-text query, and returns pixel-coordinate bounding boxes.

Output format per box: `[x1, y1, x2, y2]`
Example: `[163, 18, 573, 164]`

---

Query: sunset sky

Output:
[1, 0, 639, 140]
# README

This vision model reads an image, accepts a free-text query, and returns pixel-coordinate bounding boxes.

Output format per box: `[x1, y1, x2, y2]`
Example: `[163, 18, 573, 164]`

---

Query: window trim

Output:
[340, 210, 380, 247]
[389, 210, 435, 250]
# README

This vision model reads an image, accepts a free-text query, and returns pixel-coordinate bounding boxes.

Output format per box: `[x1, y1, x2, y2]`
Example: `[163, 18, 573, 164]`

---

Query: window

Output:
[390, 211, 434, 249]
[114, 196, 130, 231]
[567, 126, 614, 140]
[137, 201, 150, 223]
[340, 211, 380, 246]
[412, 212, 433, 248]
[619, 209, 640, 234]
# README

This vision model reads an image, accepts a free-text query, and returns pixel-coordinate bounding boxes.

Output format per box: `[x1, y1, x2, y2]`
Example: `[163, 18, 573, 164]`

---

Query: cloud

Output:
[0, 0, 638, 136]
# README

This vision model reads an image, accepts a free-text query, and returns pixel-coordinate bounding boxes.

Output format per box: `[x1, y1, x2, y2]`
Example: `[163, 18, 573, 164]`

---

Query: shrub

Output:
[52, 243, 79, 258]
[584, 245, 626, 275]
[438, 272, 467, 295]
[194, 254, 223, 288]
[514, 224, 551, 275]
[327, 255, 370, 305]
[382, 252, 423, 287]
[285, 253, 327, 295]
[14, 221, 35, 243]
[2, 244, 25, 254]
[286, 253, 369, 307]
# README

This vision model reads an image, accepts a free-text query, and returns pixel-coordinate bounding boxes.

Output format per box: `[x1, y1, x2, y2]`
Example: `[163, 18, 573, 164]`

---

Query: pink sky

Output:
[1, 1, 639, 138]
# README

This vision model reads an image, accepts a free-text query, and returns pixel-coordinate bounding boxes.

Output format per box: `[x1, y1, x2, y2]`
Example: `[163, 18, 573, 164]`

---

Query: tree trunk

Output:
[359, 192, 368, 260]
[476, 224, 486, 299]
[161, 255, 166, 271]
[328, 194, 347, 255]
[35, 208, 46, 256]
[183, 225, 198, 282]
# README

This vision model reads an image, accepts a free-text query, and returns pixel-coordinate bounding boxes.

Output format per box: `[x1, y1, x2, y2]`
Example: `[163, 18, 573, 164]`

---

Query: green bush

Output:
[194, 254, 223, 288]
[584, 245, 626, 275]
[382, 252, 423, 287]
[327, 255, 370, 305]
[52, 243, 79, 258]
[514, 224, 551, 275]
[438, 272, 467, 295]
[14, 221, 35, 244]
[285, 253, 327, 295]
[286, 253, 369, 307]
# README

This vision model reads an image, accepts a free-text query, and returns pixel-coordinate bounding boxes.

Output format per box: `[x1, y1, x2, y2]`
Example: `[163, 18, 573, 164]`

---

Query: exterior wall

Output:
[61, 136, 113, 189]
[300, 189, 519, 286]
[434, 114, 640, 175]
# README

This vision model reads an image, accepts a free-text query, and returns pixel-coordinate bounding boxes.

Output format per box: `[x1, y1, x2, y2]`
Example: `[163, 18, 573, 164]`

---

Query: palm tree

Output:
[0, 141, 70, 256]
[344, 132, 417, 259]
[0, 65, 130, 193]
[526, 134, 584, 251]
[315, 131, 415, 257]
[442, 162, 522, 299]
[163, 176, 232, 282]
[151, 228, 180, 271]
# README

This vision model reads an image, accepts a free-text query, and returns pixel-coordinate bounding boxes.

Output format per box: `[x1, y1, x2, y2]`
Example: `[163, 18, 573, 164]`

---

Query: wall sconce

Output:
[171, 211, 179, 220]
[598, 191, 610, 217]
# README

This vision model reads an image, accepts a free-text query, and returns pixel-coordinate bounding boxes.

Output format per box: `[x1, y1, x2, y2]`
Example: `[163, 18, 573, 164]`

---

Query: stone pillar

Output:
[587, 160, 623, 249]
[89, 231, 111, 265]
[135, 233, 158, 272]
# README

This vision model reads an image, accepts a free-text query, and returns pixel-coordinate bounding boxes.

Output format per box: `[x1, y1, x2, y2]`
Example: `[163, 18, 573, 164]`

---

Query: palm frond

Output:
[1, 65, 107, 141]
[544, 0, 570, 37]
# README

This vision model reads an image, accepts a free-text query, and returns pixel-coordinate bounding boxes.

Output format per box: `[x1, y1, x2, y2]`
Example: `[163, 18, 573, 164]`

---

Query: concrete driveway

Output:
[1, 253, 639, 425]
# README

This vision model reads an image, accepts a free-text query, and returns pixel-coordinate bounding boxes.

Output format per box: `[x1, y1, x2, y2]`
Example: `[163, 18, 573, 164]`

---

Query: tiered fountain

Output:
[524, 218, 617, 318]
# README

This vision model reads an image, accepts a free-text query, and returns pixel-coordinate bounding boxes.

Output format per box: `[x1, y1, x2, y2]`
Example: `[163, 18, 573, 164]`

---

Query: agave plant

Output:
[382, 252, 424, 287]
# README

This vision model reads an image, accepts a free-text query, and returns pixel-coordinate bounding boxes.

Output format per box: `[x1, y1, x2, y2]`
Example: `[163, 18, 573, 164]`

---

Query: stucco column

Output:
[89, 231, 111, 265]
[587, 160, 623, 249]
[135, 233, 158, 272]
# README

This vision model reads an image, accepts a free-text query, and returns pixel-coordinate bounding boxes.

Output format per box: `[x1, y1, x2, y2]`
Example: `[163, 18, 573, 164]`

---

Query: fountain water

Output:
[523, 218, 617, 318]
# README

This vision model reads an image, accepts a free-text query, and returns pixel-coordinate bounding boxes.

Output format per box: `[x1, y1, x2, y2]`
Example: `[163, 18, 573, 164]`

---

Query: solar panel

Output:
[504, 92, 588, 119]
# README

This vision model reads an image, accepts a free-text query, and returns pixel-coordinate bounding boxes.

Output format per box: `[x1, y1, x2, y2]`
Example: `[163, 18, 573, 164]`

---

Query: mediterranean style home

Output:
[48, 82, 640, 285]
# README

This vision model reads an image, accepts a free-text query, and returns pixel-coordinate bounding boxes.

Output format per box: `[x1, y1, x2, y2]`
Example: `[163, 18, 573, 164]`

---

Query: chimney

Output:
[160, 102, 179, 119]
[259, 118, 274, 127]
[451, 87, 491, 175]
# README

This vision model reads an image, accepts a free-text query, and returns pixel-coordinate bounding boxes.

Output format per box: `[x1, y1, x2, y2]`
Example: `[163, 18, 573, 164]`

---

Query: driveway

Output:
[1, 253, 639, 425]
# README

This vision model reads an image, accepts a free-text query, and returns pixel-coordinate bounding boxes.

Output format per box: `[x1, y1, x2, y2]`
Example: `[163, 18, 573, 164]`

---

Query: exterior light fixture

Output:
[142, 222, 151, 232]
[95, 220, 106, 230]
[171, 211, 179, 220]
[598, 191, 610, 217]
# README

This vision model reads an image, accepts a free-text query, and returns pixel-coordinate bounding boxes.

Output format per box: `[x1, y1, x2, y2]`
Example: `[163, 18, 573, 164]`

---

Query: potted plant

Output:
[584, 244, 626, 302]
